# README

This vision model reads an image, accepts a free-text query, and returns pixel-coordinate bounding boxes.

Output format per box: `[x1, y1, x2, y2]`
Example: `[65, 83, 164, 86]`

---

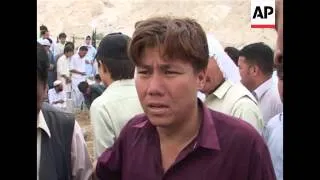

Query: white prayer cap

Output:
[206, 33, 241, 83]
[53, 80, 62, 86]
[39, 39, 51, 46]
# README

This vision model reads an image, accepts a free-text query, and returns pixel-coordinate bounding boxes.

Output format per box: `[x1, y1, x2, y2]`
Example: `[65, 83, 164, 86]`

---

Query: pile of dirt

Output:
[75, 110, 94, 161]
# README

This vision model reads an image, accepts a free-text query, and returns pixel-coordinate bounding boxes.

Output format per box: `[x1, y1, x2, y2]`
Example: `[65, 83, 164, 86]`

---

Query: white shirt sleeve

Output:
[70, 56, 76, 71]
[71, 121, 93, 180]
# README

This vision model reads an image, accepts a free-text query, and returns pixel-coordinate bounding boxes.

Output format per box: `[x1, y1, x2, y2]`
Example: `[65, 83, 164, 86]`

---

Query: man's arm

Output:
[232, 98, 264, 134]
[90, 100, 117, 159]
[69, 56, 86, 75]
[71, 121, 93, 180]
[70, 69, 86, 75]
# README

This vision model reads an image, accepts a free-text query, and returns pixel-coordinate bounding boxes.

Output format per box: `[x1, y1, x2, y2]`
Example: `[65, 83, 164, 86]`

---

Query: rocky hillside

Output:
[37, 0, 276, 48]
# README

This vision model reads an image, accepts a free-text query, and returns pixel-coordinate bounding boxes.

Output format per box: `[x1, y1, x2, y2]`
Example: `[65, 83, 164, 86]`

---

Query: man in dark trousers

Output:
[37, 42, 93, 180]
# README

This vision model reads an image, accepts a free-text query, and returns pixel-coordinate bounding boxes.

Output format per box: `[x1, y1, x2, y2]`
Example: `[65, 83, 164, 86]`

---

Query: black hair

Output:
[97, 33, 134, 80]
[40, 25, 48, 31]
[59, 32, 67, 39]
[224, 46, 240, 65]
[65, 41, 75, 50]
[94, 74, 101, 81]
[64, 45, 74, 54]
[79, 46, 88, 51]
[239, 42, 274, 75]
[78, 81, 89, 94]
[37, 42, 50, 83]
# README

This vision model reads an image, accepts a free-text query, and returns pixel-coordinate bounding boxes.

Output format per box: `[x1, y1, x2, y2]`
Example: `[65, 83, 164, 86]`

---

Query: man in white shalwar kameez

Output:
[70, 46, 88, 108]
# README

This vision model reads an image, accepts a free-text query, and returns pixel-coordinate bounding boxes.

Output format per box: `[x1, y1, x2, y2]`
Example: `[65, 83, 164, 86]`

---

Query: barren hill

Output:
[37, 0, 276, 48]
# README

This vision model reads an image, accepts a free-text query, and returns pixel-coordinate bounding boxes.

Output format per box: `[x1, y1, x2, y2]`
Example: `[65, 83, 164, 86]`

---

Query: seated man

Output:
[78, 81, 105, 109]
[48, 80, 67, 110]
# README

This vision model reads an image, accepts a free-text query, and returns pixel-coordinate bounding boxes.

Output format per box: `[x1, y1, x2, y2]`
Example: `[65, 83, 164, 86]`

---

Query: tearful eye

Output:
[138, 71, 148, 74]
[165, 71, 178, 75]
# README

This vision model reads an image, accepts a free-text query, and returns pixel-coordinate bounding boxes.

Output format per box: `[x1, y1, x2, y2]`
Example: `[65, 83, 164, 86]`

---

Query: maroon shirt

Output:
[96, 101, 276, 180]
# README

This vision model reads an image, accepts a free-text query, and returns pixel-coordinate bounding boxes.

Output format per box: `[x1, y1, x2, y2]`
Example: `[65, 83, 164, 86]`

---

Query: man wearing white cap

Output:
[39, 39, 56, 89]
[47, 80, 67, 110]
[201, 33, 264, 133]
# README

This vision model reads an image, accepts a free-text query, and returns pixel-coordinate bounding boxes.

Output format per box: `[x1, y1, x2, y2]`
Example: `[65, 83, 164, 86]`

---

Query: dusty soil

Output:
[75, 110, 94, 161]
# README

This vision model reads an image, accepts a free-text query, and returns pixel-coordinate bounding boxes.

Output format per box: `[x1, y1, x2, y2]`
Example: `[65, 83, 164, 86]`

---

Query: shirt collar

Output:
[211, 80, 233, 99]
[37, 110, 51, 138]
[253, 77, 273, 100]
[133, 99, 221, 151]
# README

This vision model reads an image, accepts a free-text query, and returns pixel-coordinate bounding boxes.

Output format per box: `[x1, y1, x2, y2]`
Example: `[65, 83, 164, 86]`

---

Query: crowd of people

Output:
[37, 0, 284, 179]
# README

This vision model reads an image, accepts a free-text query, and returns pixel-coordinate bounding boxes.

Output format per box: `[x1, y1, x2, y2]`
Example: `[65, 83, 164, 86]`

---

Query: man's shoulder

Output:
[41, 103, 75, 132]
[90, 94, 106, 109]
[209, 109, 261, 140]
[229, 83, 257, 103]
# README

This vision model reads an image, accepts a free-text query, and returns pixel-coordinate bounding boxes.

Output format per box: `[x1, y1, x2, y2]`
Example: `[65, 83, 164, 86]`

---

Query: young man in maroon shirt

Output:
[95, 17, 276, 180]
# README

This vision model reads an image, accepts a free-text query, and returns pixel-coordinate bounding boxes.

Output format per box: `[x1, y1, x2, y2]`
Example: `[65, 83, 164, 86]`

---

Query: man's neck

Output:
[157, 102, 201, 146]
[252, 75, 272, 91]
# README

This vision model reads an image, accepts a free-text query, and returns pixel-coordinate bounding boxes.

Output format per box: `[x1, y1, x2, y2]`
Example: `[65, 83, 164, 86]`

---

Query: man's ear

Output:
[197, 69, 207, 90]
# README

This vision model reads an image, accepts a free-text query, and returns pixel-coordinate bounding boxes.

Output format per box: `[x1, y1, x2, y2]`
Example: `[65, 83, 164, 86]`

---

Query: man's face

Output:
[201, 57, 224, 94]
[238, 56, 255, 91]
[85, 38, 91, 45]
[135, 47, 206, 128]
[37, 76, 47, 115]
[79, 50, 88, 58]
[44, 31, 50, 39]
[66, 51, 74, 58]
[60, 37, 66, 44]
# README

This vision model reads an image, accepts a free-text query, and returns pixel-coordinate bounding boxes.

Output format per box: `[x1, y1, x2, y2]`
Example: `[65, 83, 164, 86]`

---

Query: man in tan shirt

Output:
[202, 34, 264, 133]
[90, 33, 144, 159]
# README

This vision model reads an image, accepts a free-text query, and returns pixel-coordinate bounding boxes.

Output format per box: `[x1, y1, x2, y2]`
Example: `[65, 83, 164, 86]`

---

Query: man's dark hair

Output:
[239, 42, 274, 75]
[37, 42, 50, 83]
[40, 25, 48, 32]
[129, 17, 209, 73]
[59, 32, 67, 39]
[224, 46, 240, 65]
[96, 33, 135, 80]
[94, 74, 101, 81]
[79, 46, 88, 51]
[65, 41, 75, 50]
[64, 46, 74, 54]
[86, 35, 91, 40]
[78, 81, 89, 94]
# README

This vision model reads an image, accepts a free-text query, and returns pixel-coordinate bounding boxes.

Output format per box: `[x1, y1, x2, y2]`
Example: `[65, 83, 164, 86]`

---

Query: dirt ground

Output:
[75, 110, 94, 161]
